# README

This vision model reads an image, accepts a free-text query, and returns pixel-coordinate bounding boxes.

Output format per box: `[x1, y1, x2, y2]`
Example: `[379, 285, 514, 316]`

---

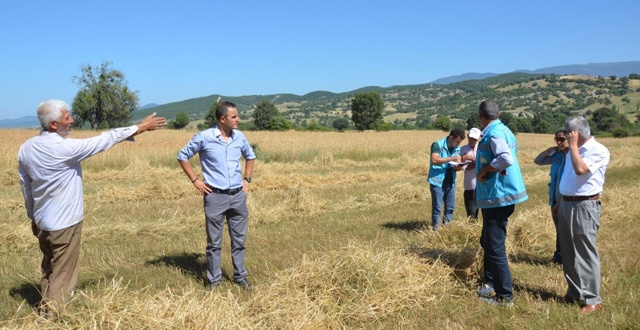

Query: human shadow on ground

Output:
[513, 283, 559, 302]
[380, 219, 428, 232]
[408, 245, 481, 284]
[146, 252, 230, 284]
[508, 252, 557, 266]
[9, 282, 41, 307]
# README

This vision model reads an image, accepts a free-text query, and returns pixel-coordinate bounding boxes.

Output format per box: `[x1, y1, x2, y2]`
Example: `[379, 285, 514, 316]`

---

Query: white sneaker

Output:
[477, 283, 495, 298]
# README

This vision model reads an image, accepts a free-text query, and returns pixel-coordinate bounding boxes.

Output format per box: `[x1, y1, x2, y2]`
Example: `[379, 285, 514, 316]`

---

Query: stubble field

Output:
[1, 129, 639, 329]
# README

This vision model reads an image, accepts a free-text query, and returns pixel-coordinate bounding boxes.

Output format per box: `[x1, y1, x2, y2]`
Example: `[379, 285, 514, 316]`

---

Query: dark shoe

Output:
[552, 252, 562, 264]
[235, 278, 253, 290]
[580, 303, 603, 314]
[562, 296, 579, 304]
[206, 280, 221, 290]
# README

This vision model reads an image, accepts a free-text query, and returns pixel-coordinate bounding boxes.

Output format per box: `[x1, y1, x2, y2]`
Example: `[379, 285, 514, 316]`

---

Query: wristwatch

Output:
[244, 177, 252, 183]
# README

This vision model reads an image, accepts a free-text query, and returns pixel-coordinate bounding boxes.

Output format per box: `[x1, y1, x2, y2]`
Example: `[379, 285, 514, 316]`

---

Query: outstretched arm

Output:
[135, 112, 167, 136]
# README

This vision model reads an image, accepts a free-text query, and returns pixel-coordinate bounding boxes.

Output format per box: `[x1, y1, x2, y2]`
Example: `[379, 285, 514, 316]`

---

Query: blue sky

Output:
[2, 0, 639, 121]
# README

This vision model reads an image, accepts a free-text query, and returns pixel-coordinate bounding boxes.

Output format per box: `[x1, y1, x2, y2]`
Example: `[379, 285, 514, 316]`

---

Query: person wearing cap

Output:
[427, 127, 465, 231]
[460, 127, 481, 220]
[474, 100, 528, 307]
[533, 129, 569, 264]
[177, 101, 256, 290]
[18, 99, 166, 311]
[557, 116, 609, 314]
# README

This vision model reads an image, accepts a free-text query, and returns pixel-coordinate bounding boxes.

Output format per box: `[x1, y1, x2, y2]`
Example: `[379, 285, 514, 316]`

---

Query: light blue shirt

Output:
[18, 126, 139, 231]
[177, 127, 256, 190]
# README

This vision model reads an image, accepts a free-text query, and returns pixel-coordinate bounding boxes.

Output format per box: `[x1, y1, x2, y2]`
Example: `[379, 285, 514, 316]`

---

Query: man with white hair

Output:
[18, 99, 166, 310]
[557, 116, 609, 314]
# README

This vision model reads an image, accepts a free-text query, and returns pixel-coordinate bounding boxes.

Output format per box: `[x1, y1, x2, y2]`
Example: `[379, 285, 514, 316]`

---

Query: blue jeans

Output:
[430, 183, 455, 231]
[480, 205, 515, 300]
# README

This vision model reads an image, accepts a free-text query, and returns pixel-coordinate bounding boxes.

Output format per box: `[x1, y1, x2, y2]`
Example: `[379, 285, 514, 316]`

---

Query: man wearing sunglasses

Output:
[534, 129, 569, 264]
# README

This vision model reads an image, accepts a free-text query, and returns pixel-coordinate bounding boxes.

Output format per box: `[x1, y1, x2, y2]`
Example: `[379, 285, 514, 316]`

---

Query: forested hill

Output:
[132, 70, 640, 135]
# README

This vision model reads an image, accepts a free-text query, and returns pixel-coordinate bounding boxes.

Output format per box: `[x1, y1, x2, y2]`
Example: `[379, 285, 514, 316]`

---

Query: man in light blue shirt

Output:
[177, 101, 256, 290]
[18, 99, 166, 307]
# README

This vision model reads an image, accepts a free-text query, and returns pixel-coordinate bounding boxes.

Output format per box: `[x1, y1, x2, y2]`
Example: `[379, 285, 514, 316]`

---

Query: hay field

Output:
[1, 129, 639, 329]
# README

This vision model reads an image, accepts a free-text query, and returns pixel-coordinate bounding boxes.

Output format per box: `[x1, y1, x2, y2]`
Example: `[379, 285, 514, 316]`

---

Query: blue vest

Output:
[475, 120, 528, 208]
[428, 137, 460, 187]
[548, 152, 565, 206]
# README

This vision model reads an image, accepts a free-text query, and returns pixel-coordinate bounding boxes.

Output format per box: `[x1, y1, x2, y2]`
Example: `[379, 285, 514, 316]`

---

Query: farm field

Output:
[1, 129, 639, 329]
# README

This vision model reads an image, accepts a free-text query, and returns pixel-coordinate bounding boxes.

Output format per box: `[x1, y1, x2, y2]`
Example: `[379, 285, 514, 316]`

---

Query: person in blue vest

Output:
[534, 129, 569, 264]
[474, 100, 528, 306]
[427, 127, 466, 231]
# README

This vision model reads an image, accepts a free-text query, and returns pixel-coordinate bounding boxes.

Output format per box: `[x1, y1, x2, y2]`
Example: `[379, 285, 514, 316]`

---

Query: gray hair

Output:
[479, 100, 500, 120]
[37, 99, 69, 130]
[564, 116, 591, 139]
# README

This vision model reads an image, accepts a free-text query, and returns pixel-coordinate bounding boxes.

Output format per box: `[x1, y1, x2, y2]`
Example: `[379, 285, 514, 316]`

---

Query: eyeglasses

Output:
[563, 130, 572, 135]
[554, 137, 566, 142]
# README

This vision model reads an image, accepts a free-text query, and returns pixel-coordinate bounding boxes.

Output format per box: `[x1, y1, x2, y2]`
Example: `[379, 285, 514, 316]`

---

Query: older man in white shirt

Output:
[18, 99, 165, 309]
[557, 116, 610, 314]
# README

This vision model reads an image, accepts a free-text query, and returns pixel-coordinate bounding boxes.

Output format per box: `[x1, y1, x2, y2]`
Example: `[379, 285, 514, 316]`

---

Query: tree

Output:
[168, 111, 190, 129]
[332, 118, 350, 131]
[71, 61, 139, 129]
[200, 97, 223, 130]
[434, 115, 451, 131]
[351, 92, 384, 131]
[253, 100, 290, 130]
[466, 112, 481, 130]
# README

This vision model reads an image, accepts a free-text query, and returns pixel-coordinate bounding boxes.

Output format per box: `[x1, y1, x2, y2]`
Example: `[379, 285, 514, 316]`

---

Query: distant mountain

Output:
[138, 103, 159, 110]
[524, 61, 640, 77]
[2, 61, 639, 128]
[0, 116, 39, 129]
[430, 72, 500, 85]
[432, 61, 640, 85]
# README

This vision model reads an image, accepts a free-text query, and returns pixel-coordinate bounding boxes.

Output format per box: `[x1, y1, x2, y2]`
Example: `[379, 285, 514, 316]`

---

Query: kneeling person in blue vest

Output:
[427, 128, 466, 231]
[475, 100, 528, 307]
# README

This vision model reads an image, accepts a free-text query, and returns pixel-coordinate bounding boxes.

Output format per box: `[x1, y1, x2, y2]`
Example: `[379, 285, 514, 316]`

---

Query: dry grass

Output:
[1, 129, 639, 329]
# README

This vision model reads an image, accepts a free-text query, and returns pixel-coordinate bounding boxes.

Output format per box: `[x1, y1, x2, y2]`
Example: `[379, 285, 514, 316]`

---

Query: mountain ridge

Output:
[2, 61, 639, 128]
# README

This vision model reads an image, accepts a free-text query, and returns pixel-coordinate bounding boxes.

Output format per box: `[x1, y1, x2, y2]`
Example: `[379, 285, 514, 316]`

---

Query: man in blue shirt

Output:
[427, 128, 465, 231]
[19, 99, 166, 310]
[475, 100, 528, 307]
[177, 101, 256, 290]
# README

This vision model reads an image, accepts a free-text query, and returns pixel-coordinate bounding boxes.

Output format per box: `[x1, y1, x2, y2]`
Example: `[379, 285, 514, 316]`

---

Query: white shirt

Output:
[18, 126, 138, 231]
[558, 137, 610, 197]
[460, 143, 477, 190]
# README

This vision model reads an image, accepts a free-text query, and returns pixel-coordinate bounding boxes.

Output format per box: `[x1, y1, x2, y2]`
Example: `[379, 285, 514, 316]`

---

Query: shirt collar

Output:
[213, 126, 234, 139]
[481, 119, 501, 136]
[580, 136, 595, 150]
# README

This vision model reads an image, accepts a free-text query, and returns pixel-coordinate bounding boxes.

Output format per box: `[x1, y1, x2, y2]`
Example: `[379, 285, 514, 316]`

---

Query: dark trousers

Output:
[480, 205, 515, 300]
[463, 189, 478, 219]
[550, 201, 562, 262]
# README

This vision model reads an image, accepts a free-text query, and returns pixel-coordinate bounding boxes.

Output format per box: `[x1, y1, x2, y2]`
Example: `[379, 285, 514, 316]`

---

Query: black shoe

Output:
[552, 252, 562, 264]
[234, 278, 253, 290]
[206, 280, 221, 290]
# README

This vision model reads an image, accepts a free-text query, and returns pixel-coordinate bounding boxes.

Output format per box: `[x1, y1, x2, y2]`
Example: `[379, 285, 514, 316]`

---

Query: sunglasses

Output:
[554, 137, 566, 142]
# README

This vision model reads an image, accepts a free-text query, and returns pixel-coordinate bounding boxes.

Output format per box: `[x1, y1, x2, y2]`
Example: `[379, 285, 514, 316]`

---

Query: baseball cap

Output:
[468, 128, 481, 140]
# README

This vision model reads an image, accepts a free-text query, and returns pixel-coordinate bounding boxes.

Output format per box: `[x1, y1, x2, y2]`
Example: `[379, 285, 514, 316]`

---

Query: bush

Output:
[612, 127, 631, 138]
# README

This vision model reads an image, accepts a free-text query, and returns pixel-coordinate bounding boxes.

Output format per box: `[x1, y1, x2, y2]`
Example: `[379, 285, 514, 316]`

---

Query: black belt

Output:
[563, 194, 600, 201]
[206, 185, 242, 195]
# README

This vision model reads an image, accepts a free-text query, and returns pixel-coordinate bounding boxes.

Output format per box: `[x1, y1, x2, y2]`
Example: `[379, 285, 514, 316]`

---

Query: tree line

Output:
[68, 61, 640, 137]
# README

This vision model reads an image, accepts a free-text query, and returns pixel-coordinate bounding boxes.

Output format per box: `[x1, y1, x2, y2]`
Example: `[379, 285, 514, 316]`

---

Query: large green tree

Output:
[350, 92, 385, 131]
[253, 100, 290, 130]
[71, 61, 139, 129]
[168, 111, 190, 129]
